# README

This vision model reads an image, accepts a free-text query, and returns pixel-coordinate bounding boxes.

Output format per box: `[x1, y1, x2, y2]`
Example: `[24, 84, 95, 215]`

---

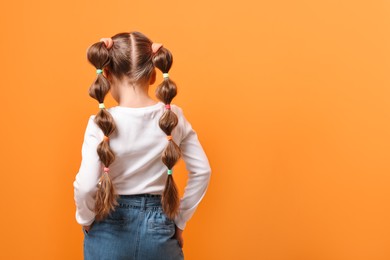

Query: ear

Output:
[149, 69, 156, 85]
[104, 68, 115, 84]
[103, 68, 110, 79]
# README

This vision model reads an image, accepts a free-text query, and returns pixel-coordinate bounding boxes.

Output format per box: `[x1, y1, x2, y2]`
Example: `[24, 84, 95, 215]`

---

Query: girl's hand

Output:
[83, 225, 91, 233]
[174, 225, 184, 248]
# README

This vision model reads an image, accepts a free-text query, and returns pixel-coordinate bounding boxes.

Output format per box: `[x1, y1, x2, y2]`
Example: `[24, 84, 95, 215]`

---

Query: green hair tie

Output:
[99, 103, 105, 109]
[96, 69, 103, 74]
[163, 73, 169, 79]
[167, 169, 172, 175]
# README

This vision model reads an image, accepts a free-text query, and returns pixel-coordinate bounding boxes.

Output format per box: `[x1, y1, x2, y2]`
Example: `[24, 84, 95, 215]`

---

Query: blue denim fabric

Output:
[83, 194, 184, 260]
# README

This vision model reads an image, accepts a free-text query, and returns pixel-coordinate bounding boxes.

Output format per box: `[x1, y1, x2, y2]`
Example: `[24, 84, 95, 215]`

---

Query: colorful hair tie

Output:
[99, 103, 105, 109]
[152, 42, 163, 54]
[167, 169, 172, 175]
[163, 73, 169, 79]
[166, 135, 173, 141]
[103, 167, 110, 173]
[103, 135, 109, 142]
[165, 104, 171, 109]
[96, 69, 103, 74]
[100, 38, 113, 49]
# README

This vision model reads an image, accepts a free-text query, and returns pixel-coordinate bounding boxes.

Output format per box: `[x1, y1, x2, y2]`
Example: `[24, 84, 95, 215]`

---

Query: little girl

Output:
[73, 31, 211, 260]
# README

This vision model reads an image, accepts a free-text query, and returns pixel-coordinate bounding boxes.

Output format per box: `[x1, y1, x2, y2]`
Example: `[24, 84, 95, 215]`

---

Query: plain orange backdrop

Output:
[1, 0, 390, 259]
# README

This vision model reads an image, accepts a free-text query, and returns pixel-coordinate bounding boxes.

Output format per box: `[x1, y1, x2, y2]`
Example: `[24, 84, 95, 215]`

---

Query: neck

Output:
[111, 80, 157, 108]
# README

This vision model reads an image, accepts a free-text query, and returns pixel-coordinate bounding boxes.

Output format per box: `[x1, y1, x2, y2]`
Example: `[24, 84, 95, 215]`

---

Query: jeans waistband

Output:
[117, 193, 162, 210]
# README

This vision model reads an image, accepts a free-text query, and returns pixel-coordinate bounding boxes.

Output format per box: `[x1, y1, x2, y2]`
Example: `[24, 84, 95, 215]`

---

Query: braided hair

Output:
[86, 40, 118, 221]
[86, 32, 181, 220]
[153, 48, 181, 219]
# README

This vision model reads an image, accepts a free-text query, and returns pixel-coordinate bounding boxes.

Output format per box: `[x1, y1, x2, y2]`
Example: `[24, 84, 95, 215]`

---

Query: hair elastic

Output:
[99, 103, 105, 109]
[165, 104, 171, 109]
[166, 135, 173, 141]
[103, 135, 109, 142]
[103, 167, 110, 173]
[167, 169, 172, 175]
[163, 73, 169, 79]
[100, 38, 113, 49]
[152, 42, 163, 53]
[96, 69, 103, 74]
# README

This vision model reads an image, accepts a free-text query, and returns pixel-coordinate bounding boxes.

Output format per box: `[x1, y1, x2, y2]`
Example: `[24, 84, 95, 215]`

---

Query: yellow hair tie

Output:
[99, 103, 105, 109]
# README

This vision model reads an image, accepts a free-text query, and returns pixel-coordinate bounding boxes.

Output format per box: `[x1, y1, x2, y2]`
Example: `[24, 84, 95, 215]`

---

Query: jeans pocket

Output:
[104, 208, 126, 224]
[147, 213, 175, 236]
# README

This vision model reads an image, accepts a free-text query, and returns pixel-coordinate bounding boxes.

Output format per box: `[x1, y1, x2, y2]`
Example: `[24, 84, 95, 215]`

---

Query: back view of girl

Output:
[73, 31, 211, 260]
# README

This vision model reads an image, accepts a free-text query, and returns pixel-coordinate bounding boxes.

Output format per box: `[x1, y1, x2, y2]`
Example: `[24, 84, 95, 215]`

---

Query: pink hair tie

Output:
[100, 38, 113, 49]
[152, 42, 163, 54]
[103, 167, 110, 173]
[165, 104, 171, 109]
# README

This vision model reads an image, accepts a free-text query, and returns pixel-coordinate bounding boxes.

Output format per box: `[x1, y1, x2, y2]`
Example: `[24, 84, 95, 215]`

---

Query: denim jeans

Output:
[83, 194, 184, 260]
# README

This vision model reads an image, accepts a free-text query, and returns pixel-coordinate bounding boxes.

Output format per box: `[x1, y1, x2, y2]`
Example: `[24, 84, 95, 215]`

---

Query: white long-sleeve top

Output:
[73, 102, 211, 230]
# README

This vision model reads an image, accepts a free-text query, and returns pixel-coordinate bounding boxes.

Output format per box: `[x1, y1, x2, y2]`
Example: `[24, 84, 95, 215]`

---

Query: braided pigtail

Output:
[153, 47, 181, 219]
[87, 39, 118, 221]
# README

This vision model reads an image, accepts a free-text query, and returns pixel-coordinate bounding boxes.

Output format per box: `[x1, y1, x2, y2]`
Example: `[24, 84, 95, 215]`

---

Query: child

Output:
[73, 31, 211, 260]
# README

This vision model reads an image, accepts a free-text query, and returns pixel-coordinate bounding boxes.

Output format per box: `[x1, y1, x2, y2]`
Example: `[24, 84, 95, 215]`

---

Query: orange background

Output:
[1, 0, 390, 259]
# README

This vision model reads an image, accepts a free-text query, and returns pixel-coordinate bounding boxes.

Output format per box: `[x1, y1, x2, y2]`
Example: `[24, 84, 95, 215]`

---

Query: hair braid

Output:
[87, 41, 118, 221]
[153, 47, 181, 219]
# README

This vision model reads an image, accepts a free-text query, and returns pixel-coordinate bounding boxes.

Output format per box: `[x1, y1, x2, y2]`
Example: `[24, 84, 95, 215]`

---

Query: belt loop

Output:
[141, 197, 146, 211]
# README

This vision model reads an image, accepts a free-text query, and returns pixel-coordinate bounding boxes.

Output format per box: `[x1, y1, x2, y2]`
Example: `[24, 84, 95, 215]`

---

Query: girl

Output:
[73, 31, 211, 260]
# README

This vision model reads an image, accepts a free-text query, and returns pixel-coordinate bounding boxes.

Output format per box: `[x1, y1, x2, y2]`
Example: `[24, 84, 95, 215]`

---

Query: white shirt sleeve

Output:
[73, 115, 102, 226]
[174, 108, 212, 230]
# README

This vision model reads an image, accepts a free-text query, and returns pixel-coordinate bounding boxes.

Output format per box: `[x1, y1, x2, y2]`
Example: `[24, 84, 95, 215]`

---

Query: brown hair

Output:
[153, 47, 181, 219]
[86, 32, 181, 220]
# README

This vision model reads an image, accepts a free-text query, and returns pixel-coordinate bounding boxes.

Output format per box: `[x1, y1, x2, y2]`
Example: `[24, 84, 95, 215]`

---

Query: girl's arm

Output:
[174, 107, 212, 231]
[73, 115, 102, 226]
